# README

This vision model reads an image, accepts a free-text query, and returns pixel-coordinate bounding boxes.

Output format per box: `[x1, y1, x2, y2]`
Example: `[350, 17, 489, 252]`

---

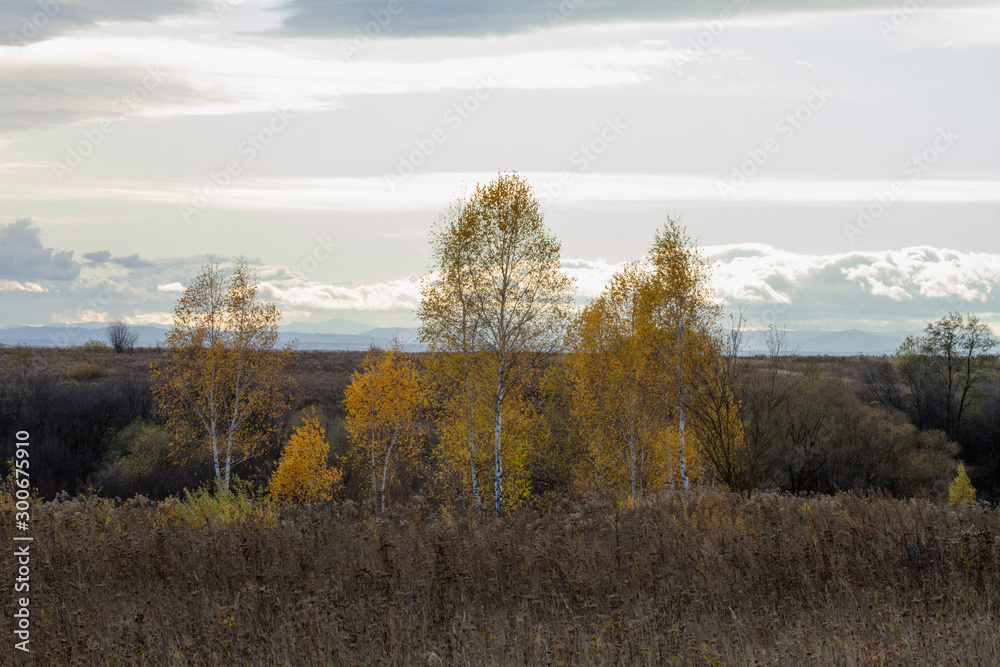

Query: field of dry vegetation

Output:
[2, 340, 998, 664]
[2, 488, 998, 665]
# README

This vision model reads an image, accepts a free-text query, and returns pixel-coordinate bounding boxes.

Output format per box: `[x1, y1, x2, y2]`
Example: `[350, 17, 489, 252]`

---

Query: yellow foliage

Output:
[344, 341, 423, 511]
[948, 462, 976, 506]
[151, 260, 295, 492]
[428, 353, 538, 512]
[417, 173, 575, 517]
[269, 408, 342, 503]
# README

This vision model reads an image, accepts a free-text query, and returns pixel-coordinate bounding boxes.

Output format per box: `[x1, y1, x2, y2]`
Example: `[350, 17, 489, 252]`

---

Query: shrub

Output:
[159, 484, 277, 529]
[97, 419, 172, 481]
[6, 343, 33, 370]
[949, 462, 977, 505]
[269, 407, 343, 503]
[106, 319, 139, 354]
[82, 339, 111, 353]
[66, 360, 105, 381]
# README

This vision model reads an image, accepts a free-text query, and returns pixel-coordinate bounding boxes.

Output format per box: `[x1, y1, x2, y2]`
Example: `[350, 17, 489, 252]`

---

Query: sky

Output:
[1, 0, 999, 337]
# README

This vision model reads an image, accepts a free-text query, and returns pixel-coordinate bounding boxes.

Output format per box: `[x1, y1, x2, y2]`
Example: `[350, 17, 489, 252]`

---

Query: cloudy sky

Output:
[1, 0, 998, 336]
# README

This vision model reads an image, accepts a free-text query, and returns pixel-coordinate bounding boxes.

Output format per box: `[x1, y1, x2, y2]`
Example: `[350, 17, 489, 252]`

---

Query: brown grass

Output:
[2, 489, 997, 665]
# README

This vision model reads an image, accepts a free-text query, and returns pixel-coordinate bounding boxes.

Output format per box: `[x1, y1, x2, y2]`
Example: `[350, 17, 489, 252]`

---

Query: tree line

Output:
[2, 173, 997, 507]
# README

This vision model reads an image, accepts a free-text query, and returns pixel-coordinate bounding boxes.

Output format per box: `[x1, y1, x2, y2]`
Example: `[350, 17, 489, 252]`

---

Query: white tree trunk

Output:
[381, 431, 397, 513]
[677, 339, 690, 493]
[493, 380, 505, 518]
[467, 381, 482, 513]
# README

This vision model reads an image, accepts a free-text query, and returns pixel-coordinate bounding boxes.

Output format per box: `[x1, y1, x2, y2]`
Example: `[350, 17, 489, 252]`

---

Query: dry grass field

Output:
[2, 488, 997, 665]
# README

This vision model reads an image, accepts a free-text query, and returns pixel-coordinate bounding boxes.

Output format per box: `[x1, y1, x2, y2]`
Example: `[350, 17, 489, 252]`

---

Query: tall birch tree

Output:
[640, 219, 720, 492]
[419, 173, 574, 517]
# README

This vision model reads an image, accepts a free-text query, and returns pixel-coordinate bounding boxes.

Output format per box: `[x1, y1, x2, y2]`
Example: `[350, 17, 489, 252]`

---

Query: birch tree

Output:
[419, 201, 488, 512]
[269, 407, 342, 503]
[567, 263, 661, 500]
[640, 219, 720, 491]
[151, 260, 294, 492]
[418, 173, 574, 517]
[344, 341, 423, 512]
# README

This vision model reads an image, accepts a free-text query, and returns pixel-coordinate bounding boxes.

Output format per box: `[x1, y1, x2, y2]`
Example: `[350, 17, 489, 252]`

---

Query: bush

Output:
[269, 408, 342, 503]
[767, 370, 958, 498]
[6, 343, 33, 371]
[0, 367, 155, 497]
[159, 483, 277, 529]
[97, 419, 172, 480]
[949, 462, 977, 505]
[66, 360, 105, 381]
[82, 339, 111, 353]
[106, 319, 139, 354]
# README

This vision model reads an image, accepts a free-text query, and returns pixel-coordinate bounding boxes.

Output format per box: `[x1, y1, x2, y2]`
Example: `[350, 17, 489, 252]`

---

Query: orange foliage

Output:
[269, 408, 342, 503]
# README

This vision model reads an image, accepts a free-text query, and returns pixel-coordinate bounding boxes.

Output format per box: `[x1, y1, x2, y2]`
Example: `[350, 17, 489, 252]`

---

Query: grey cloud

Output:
[270, 0, 992, 38]
[1, 0, 209, 46]
[82, 250, 111, 265]
[0, 251, 245, 328]
[0, 217, 80, 281]
[0, 66, 210, 133]
[111, 253, 153, 269]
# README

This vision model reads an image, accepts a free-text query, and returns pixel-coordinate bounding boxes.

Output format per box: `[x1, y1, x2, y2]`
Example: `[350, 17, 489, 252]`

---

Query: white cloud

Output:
[260, 276, 423, 311]
[561, 258, 626, 298]
[14, 174, 999, 216]
[0, 280, 47, 293]
[0, 32, 708, 125]
[122, 312, 173, 325]
[883, 8, 1000, 48]
[156, 282, 185, 292]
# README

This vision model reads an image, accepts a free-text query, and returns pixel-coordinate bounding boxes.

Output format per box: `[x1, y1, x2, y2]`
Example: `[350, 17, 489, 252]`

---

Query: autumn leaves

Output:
[417, 174, 719, 515]
[155, 172, 724, 515]
[151, 261, 295, 494]
[418, 174, 575, 517]
[566, 226, 719, 502]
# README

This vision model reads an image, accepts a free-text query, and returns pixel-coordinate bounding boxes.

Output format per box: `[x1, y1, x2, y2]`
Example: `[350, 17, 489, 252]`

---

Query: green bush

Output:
[159, 483, 276, 529]
[101, 419, 172, 480]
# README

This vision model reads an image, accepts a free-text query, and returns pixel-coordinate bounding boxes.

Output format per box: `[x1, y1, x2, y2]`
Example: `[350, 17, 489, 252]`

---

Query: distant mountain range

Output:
[740, 329, 911, 356]
[0, 320, 423, 352]
[0, 322, 913, 356]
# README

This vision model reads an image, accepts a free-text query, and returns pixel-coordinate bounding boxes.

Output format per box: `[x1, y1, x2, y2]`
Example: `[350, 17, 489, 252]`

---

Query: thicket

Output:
[1, 346, 998, 504]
